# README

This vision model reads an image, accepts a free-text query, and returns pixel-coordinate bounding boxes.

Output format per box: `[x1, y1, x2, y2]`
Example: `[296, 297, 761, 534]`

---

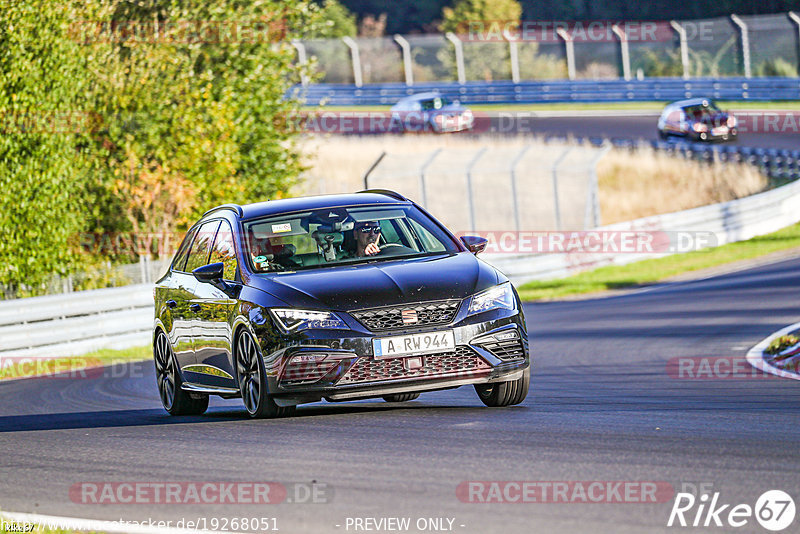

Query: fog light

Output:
[493, 330, 519, 341]
[282, 353, 337, 384]
[290, 353, 327, 364]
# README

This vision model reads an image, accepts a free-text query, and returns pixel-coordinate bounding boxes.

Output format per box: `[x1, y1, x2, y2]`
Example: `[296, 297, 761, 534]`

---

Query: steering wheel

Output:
[379, 243, 403, 250]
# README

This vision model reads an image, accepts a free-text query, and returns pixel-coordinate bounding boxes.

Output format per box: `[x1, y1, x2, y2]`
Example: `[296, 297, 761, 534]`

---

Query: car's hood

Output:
[430, 104, 468, 115]
[248, 252, 501, 311]
[695, 112, 729, 125]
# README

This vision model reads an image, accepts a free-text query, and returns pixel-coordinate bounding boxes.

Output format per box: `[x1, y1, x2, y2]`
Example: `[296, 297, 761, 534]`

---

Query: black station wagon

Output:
[153, 190, 530, 417]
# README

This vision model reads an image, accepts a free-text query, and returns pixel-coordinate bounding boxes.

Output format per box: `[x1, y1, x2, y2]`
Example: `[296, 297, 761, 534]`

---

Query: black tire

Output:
[382, 392, 420, 402]
[474, 367, 530, 407]
[235, 330, 295, 419]
[154, 331, 209, 416]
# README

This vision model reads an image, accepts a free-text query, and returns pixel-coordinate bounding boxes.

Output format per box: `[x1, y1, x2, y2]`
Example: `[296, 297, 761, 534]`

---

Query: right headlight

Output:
[270, 308, 347, 332]
[467, 283, 516, 316]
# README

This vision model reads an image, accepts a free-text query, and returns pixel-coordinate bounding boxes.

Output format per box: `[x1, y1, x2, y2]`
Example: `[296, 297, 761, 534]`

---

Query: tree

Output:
[315, 0, 357, 38]
[0, 1, 95, 294]
[439, 0, 523, 82]
[1, 0, 325, 294]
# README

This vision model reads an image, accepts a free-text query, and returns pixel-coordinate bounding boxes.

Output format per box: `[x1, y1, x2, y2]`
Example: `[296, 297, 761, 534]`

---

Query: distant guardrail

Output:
[483, 169, 800, 285]
[0, 284, 152, 359]
[293, 78, 800, 106]
[566, 137, 800, 181]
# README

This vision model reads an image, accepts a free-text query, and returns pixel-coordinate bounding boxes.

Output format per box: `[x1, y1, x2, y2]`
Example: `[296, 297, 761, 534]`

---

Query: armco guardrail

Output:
[0, 284, 153, 359]
[7, 172, 800, 359]
[482, 174, 800, 285]
[293, 78, 800, 106]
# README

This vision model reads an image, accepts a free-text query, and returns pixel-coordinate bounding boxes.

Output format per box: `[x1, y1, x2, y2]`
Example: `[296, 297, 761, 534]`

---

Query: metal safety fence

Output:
[356, 143, 608, 234]
[293, 12, 800, 87]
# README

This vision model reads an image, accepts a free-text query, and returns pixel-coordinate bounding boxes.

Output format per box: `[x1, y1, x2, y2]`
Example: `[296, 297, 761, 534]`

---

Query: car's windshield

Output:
[420, 97, 448, 110]
[244, 204, 459, 273]
[684, 102, 721, 120]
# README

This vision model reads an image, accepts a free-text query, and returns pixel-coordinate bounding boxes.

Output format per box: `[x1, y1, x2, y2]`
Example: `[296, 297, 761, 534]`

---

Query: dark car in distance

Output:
[153, 190, 530, 418]
[657, 98, 738, 142]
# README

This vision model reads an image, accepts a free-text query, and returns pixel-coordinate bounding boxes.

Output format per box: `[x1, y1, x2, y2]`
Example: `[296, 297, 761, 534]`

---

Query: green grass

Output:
[1, 345, 149, 381]
[306, 101, 800, 112]
[517, 222, 800, 301]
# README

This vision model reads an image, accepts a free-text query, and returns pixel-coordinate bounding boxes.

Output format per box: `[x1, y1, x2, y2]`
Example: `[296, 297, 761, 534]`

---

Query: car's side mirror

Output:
[193, 262, 224, 284]
[460, 235, 488, 255]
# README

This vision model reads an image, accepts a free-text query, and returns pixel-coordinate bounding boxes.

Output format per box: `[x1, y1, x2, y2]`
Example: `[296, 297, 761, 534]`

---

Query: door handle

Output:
[190, 303, 202, 312]
[166, 299, 177, 309]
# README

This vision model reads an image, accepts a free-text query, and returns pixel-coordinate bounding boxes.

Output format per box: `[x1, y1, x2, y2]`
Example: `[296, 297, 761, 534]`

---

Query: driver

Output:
[353, 221, 381, 257]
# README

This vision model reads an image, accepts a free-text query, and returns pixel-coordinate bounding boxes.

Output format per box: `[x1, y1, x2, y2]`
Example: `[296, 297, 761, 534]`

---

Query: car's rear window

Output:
[243, 205, 459, 273]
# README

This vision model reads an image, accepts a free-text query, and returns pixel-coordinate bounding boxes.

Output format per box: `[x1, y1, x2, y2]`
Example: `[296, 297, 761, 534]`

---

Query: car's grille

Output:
[337, 346, 490, 385]
[350, 300, 461, 331]
[476, 338, 526, 361]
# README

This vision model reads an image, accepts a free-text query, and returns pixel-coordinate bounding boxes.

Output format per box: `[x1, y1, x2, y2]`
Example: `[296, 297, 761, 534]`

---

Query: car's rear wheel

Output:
[382, 392, 420, 402]
[235, 330, 294, 419]
[154, 331, 209, 416]
[474, 367, 529, 407]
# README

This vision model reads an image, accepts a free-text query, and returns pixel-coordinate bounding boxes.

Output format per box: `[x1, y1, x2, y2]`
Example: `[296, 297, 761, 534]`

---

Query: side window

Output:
[171, 227, 197, 272]
[185, 220, 220, 273]
[209, 220, 239, 281]
[409, 219, 446, 252]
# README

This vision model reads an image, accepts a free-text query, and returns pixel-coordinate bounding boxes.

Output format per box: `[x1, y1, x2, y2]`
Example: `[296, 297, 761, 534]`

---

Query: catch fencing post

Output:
[551, 147, 572, 230]
[394, 35, 414, 86]
[730, 15, 751, 78]
[505, 34, 520, 84]
[446, 32, 466, 84]
[418, 149, 443, 208]
[291, 40, 309, 86]
[509, 145, 532, 232]
[789, 12, 800, 73]
[611, 24, 631, 81]
[342, 36, 363, 87]
[466, 148, 487, 232]
[584, 145, 609, 229]
[556, 28, 576, 81]
[669, 21, 690, 79]
[362, 151, 387, 189]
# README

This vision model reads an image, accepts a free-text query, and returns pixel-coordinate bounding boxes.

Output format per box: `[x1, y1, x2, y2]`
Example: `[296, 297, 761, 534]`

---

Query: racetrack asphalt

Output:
[1, 256, 799, 533]
[480, 112, 800, 150]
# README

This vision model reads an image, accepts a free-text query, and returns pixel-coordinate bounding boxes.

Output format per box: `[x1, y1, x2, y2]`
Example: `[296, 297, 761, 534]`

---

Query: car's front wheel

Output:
[154, 331, 209, 416]
[235, 330, 294, 419]
[474, 368, 529, 407]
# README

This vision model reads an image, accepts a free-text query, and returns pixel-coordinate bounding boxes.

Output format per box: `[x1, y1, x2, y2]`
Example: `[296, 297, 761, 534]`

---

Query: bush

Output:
[755, 58, 798, 78]
[1, 0, 323, 294]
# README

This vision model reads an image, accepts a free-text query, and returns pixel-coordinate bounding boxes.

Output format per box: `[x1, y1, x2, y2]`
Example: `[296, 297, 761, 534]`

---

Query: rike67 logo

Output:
[668, 490, 796, 531]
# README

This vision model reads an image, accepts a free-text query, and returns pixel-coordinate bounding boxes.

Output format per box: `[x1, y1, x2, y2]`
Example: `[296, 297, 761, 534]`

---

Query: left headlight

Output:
[270, 308, 348, 332]
[467, 283, 516, 316]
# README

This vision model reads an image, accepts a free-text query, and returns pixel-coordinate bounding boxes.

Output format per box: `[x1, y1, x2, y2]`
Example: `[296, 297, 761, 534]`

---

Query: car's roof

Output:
[670, 98, 716, 108]
[205, 191, 412, 221]
[398, 92, 445, 102]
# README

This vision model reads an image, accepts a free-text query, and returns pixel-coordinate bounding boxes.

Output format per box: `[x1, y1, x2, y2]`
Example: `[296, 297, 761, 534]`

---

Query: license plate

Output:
[712, 126, 728, 135]
[372, 330, 455, 359]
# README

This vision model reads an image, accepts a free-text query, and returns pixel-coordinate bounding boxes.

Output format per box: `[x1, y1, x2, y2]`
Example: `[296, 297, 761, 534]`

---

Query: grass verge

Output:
[0, 345, 149, 381]
[517, 222, 800, 301]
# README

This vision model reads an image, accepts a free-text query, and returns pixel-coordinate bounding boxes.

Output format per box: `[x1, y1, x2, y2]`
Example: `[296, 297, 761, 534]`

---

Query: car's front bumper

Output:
[254, 309, 529, 406]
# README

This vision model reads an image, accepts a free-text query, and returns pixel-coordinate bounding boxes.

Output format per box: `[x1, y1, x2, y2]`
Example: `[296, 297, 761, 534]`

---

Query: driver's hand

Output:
[364, 242, 380, 255]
